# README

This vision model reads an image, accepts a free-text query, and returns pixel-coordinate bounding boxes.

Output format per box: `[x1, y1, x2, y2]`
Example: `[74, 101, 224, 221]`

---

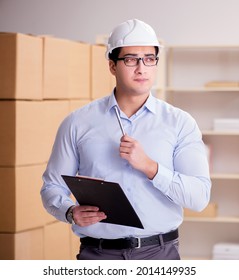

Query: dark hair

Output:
[108, 47, 122, 62]
[108, 46, 159, 63]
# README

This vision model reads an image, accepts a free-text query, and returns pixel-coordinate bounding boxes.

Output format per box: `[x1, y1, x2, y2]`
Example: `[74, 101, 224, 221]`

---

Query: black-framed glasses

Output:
[115, 56, 159, 67]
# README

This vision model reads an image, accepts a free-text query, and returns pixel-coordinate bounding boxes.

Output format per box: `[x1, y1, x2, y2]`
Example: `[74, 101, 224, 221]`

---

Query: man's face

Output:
[109, 46, 158, 97]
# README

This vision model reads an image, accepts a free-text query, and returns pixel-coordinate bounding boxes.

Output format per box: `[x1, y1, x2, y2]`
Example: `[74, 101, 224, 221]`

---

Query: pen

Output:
[114, 106, 126, 136]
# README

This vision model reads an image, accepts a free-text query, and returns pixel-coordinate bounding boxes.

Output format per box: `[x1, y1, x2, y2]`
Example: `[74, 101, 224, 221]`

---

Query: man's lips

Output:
[134, 78, 148, 82]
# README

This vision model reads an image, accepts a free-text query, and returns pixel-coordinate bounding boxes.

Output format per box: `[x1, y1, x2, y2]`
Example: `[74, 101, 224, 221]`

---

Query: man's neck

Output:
[114, 90, 149, 118]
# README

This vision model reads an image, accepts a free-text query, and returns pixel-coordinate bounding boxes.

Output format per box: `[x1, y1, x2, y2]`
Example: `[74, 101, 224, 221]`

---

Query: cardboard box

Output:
[0, 164, 46, 232]
[68, 41, 91, 99]
[0, 32, 42, 100]
[41, 100, 70, 161]
[43, 37, 90, 99]
[0, 228, 44, 260]
[70, 228, 80, 260]
[44, 222, 71, 260]
[69, 99, 91, 112]
[43, 37, 91, 100]
[43, 36, 69, 99]
[184, 203, 218, 218]
[91, 45, 113, 99]
[0, 100, 69, 166]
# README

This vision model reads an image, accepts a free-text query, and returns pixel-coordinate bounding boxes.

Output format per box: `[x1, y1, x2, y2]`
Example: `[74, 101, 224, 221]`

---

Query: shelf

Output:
[210, 173, 239, 180]
[184, 216, 239, 223]
[166, 45, 239, 49]
[203, 130, 239, 136]
[165, 44, 239, 260]
[166, 87, 239, 93]
[181, 256, 210, 260]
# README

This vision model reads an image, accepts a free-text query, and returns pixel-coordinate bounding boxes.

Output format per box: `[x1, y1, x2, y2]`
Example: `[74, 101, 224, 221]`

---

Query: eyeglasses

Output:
[115, 56, 159, 67]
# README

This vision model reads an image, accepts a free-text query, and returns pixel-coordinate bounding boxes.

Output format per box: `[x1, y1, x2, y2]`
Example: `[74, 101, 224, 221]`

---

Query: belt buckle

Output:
[135, 237, 141, 249]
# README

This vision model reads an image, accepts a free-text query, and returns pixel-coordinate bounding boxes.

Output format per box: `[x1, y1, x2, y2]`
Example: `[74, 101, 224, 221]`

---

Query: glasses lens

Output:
[124, 57, 138, 66]
[143, 57, 158, 66]
[123, 57, 158, 66]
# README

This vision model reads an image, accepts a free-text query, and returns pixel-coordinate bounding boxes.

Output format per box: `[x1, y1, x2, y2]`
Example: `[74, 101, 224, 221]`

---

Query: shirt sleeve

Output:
[152, 114, 211, 211]
[40, 113, 79, 222]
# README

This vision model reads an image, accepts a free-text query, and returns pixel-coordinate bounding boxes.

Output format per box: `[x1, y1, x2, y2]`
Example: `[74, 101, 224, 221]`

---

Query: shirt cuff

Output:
[46, 197, 75, 223]
[62, 201, 76, 223]
[152, 164, 174, 195]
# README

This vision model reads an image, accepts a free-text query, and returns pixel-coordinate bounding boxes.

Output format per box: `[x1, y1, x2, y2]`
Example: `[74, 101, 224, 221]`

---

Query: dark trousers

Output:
[77, 238, 180, 260]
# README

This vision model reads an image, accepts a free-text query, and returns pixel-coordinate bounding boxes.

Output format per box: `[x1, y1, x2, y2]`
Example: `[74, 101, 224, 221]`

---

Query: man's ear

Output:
[109, 60, 116, 75]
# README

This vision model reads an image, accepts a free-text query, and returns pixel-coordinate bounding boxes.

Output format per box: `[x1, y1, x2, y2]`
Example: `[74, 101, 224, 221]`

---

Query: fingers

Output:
[120, 135, 138, 157]
[73, 205, 107, 227]
[119, 136, 158, 179]
[120, 135, 135, 150]
[120, 134, 132, 143]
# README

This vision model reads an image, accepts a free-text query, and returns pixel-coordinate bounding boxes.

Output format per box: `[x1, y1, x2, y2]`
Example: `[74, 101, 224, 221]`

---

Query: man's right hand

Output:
[72, 205, 107, 227]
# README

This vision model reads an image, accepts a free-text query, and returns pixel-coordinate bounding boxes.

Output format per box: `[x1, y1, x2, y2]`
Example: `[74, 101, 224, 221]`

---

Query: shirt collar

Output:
[106, 89, 118, 112]
[106, 89, 157, 115]
[144, 93, 157, 114]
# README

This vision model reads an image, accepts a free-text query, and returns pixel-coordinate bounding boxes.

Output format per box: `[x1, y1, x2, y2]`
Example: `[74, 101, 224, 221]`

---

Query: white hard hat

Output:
[106, 19, 162, 58]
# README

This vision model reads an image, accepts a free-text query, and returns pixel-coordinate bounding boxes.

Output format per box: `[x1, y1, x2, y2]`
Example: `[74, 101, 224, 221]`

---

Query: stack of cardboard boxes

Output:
[0, 32, 115, 259]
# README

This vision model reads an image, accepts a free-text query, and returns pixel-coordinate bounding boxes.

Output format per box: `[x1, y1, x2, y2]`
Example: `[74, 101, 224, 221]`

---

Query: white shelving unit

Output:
[159, 45, 239, 259]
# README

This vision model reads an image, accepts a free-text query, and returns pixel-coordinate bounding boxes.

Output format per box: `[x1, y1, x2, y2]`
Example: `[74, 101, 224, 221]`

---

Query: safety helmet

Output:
[106, 19, 162, 59]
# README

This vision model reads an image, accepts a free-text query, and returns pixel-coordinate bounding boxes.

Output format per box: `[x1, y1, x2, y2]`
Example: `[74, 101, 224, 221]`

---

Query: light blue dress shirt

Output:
[41, 91, 211, 239]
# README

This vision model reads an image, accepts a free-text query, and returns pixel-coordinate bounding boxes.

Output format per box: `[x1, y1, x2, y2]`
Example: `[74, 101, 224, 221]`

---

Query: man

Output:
[41, 19, 211, 260]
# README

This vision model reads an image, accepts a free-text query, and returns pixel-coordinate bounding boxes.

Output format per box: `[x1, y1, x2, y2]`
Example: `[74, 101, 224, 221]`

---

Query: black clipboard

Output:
[62, 175, 144, 229]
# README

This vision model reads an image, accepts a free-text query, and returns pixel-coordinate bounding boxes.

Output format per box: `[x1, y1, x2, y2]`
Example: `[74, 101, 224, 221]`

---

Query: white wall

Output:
[0, 0, 239, 45]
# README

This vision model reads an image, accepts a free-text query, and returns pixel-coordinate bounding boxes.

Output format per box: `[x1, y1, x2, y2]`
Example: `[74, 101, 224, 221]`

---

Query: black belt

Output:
[80, 229, 178, 249]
